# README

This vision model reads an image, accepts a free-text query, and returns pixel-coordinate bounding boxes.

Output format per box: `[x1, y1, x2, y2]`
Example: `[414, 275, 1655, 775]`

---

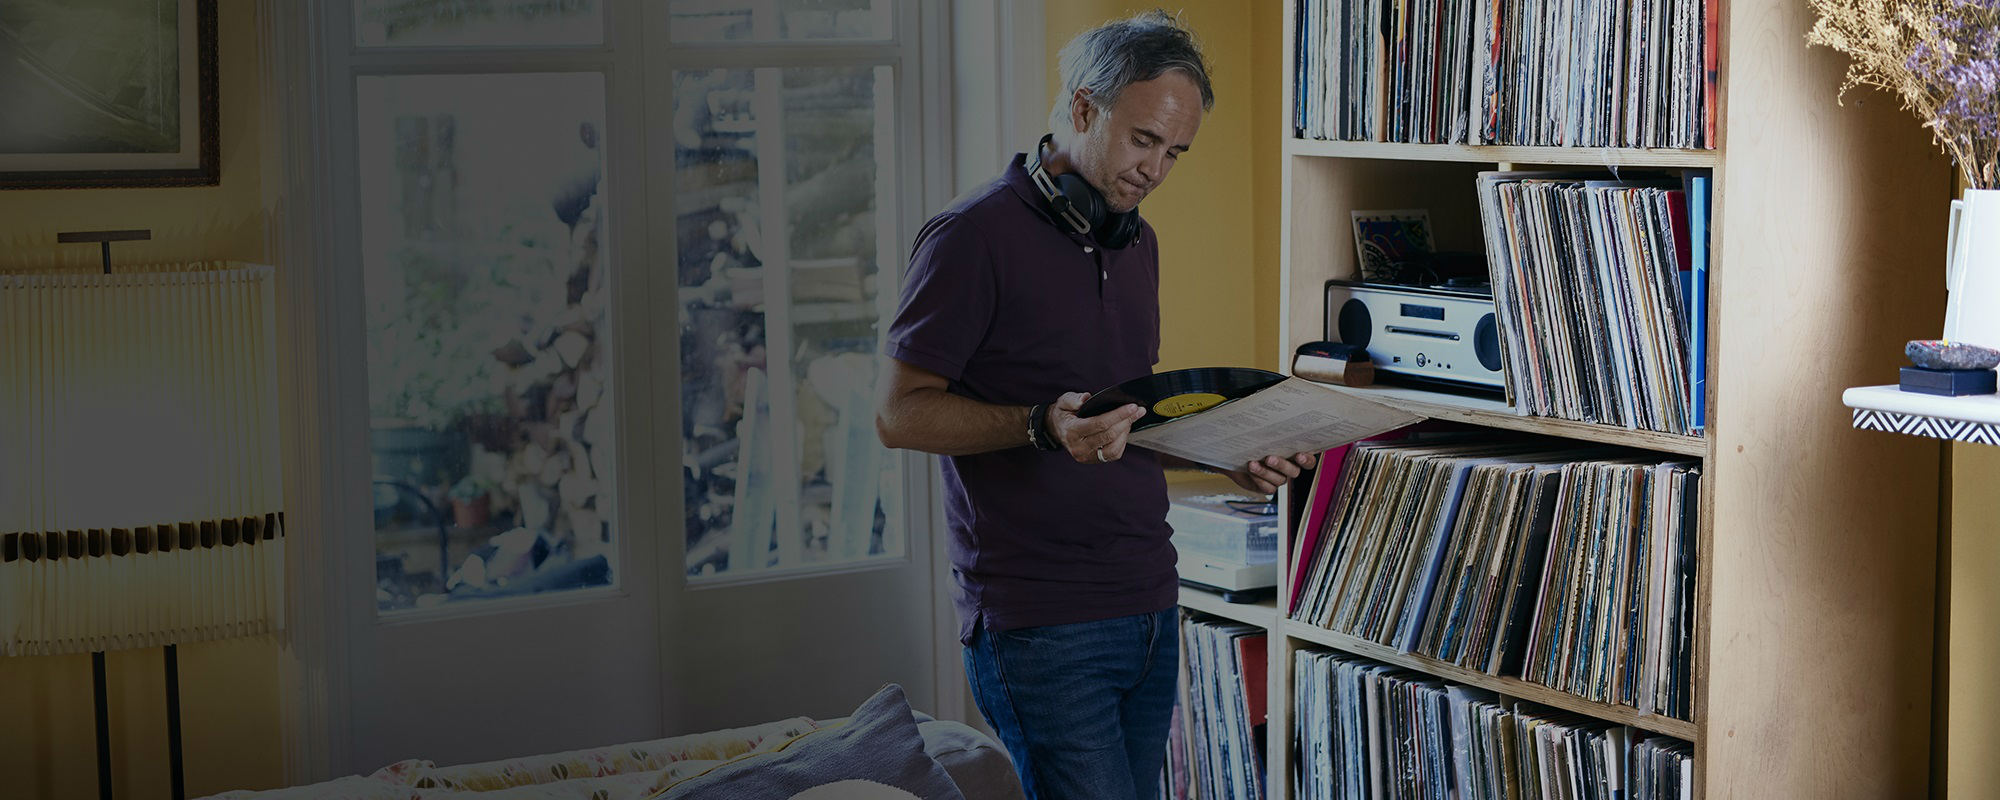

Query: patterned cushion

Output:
[396, 717, 818, 793]
[651, 684, 967, 800]
[196, 718, 820, 800]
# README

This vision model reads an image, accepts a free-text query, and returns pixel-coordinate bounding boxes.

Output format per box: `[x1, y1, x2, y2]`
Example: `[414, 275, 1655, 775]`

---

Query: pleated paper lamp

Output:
[0, 249, 284, 800]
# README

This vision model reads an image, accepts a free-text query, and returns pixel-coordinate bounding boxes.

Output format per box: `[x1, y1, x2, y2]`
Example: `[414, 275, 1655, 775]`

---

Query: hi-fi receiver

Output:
[1324, 278, 1505, 392]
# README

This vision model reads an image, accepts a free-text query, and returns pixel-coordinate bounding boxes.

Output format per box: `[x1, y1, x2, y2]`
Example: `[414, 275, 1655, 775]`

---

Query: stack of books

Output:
[1290, 438, 1700, 720]
[1295, 648, 1695, 799]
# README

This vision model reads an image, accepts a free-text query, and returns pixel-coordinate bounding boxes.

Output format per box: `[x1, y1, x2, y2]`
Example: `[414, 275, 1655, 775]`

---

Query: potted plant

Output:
[449, 476, 494, 530]
[1808, 0, 2000, 347]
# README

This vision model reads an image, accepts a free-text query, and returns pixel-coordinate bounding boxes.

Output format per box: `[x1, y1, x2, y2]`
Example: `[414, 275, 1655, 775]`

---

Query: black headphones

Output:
[1024, 134, 1144, 250]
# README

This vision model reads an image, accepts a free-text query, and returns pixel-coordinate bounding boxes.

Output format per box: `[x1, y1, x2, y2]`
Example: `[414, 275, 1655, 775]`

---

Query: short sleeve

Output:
[884, 213, 996, 382]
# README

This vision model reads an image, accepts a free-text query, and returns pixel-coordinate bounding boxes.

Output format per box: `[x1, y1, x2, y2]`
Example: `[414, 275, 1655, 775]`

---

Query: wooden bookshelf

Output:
[1286, 138, 1722, 168]
[1280, 619, 1700, 741]
[1313, 381, 1711, 456]
[1209, 1, 1955, 798]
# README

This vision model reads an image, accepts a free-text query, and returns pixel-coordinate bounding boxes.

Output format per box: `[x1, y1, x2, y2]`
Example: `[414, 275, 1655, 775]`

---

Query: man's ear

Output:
[1070, 88, 1096, 135]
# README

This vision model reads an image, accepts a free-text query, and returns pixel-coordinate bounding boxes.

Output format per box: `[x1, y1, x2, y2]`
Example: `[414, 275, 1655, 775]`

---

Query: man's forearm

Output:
[877, 386, 1033, 456]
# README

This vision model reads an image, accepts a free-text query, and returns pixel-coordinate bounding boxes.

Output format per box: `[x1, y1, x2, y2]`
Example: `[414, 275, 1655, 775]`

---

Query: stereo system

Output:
[1324, 278, 1506, 392]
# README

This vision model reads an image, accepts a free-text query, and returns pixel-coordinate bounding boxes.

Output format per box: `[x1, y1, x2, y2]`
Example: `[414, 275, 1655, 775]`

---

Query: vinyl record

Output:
[1077, 367, 1287, 432]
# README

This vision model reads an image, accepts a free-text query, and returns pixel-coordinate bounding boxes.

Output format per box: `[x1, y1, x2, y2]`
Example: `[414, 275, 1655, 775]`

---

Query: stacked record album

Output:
[1079, 367, 1287, 429]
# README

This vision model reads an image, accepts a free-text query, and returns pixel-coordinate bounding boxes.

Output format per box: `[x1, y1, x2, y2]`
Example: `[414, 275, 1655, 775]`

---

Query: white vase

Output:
[1944, 188, 2000, 349]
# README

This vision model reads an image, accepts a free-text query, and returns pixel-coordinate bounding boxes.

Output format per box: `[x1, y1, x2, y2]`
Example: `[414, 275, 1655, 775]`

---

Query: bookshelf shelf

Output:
[1177, 585, 1280, 629]
[1312, 381, 1710, 456]
[1278, 619, 1700, 741]
[1286, 138, 1721, 168]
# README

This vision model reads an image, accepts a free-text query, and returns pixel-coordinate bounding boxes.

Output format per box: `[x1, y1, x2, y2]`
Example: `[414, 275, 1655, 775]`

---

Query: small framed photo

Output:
[1351, 209, 1434, 283]
[0, 0, 220, 189]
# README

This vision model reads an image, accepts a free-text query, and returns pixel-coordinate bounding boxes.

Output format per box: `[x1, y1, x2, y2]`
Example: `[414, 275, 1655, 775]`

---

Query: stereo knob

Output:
[1474, 312, 1502, 371]
[1337, 298, 1372, 348]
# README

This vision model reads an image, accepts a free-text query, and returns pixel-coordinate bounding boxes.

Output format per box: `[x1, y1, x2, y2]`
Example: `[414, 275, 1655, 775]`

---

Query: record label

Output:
[1155, 392, 1225, 418]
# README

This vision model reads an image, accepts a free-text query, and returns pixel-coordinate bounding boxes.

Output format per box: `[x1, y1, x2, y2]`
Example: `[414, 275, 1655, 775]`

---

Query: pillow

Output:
[654, 684, 966, 800]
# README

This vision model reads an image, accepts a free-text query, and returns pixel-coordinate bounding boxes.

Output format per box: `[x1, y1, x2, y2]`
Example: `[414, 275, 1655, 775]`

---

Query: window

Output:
[671, 5, 917, 581]
[352, 6, 620, 613]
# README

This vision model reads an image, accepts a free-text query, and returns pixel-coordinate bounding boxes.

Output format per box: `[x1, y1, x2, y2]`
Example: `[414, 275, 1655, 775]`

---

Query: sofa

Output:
[201, 685, 1022, 800]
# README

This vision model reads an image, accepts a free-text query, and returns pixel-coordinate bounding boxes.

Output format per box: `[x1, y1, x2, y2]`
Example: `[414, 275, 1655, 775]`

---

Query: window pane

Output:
[355, 0, 605, 47]
[358, 73, 615, 611]
[676, 68, 768, 579]
[783, 66, 901, 566]
[669, 0, 889, 43]
[676, 65, 904, 579]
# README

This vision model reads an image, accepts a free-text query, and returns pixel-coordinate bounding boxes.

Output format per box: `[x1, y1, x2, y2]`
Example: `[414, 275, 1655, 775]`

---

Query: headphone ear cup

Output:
[1099, 211, 1142, 250]
[1053, 174, 1102, 227]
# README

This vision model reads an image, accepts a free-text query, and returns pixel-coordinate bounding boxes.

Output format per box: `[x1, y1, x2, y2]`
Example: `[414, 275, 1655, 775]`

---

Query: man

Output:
[876, 12, 1315, 800]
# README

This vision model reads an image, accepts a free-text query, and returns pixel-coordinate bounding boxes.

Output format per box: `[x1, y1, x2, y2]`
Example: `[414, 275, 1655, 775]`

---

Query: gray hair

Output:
[1048, 10, 1214, 142]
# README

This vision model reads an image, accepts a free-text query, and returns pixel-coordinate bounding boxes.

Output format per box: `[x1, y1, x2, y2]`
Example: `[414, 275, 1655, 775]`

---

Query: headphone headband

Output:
[1026, 135, 1097, 235]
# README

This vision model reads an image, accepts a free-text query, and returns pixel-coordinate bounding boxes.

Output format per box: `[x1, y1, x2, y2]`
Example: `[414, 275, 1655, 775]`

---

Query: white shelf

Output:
[1178, 585, 1279, 629]
[1313, 381, 1710, 456]
[1844, 384, 2000, 445]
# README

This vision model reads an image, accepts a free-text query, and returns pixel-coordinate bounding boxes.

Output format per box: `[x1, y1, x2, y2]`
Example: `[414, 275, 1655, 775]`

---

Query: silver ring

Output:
[1096, 447, 1108, 463]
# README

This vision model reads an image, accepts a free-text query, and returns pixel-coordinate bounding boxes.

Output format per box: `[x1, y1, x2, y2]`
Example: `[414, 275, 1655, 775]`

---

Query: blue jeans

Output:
[963, 608, 1179, 800]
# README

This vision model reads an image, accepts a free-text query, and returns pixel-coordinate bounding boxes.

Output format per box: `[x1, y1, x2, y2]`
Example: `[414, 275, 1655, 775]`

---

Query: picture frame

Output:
[1350, 209, 1435, 283]
[0, 0, 220, 189]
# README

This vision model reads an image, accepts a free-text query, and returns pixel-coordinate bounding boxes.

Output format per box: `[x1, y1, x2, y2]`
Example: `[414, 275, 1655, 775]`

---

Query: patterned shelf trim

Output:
[1853, 408, 2000, 446]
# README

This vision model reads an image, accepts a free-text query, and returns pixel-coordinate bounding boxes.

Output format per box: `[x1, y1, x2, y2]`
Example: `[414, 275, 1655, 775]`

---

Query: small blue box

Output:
[1900, 366, 1997, 396]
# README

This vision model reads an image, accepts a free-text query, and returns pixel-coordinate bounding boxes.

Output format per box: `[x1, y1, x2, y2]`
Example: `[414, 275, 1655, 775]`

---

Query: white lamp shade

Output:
[0, 264, 284, 656]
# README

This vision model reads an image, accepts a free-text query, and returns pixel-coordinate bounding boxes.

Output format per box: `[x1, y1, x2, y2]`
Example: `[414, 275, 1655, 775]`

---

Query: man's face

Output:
[1070, 72, 1204, 214]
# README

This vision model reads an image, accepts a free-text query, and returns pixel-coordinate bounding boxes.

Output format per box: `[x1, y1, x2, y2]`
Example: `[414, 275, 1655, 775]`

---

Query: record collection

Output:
[1176, 613, 1270, 800]
[1294, 649, 1695, 800]
[1289, 438, 1700, 720]
[1293, 0, 1475, 143]
[1293, 0, 1714, 148]
[1476, 171, 1707, 435]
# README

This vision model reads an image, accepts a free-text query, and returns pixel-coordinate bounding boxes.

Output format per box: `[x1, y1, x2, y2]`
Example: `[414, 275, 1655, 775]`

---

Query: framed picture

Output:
[0, 0, 219, 189]
[1350, 209, 1434, 283]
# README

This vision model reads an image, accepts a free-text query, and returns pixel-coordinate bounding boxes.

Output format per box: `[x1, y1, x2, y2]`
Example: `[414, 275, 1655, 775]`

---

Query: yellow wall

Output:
[1045, 2, 1284, 374]
[0, 3, 286, 798]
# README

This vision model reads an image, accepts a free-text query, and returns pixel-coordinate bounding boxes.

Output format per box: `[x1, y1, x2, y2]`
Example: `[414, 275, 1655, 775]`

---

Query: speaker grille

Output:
[1338, 298, 1373, 348]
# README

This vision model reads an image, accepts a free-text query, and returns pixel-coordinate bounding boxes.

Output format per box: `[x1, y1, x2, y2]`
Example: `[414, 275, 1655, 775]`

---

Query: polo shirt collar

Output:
[1002, 152, 1065, 227]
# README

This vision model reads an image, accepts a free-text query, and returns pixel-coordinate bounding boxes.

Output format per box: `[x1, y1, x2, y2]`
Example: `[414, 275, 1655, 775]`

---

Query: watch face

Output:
[1079, 367, 1287, 431]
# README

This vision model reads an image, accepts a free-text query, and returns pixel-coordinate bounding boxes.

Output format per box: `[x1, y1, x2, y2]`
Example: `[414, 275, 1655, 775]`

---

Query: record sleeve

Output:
[1080, 368, 1423, 472]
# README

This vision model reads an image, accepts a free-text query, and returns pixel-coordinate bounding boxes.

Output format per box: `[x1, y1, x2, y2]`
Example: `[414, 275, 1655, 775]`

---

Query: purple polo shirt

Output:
[885, 154, 1176, 645]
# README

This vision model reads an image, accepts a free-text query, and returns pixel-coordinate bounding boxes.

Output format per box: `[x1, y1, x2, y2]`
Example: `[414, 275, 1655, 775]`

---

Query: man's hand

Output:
[1223, 452, 1320, 495]
[1049, 392, 1146, 464]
